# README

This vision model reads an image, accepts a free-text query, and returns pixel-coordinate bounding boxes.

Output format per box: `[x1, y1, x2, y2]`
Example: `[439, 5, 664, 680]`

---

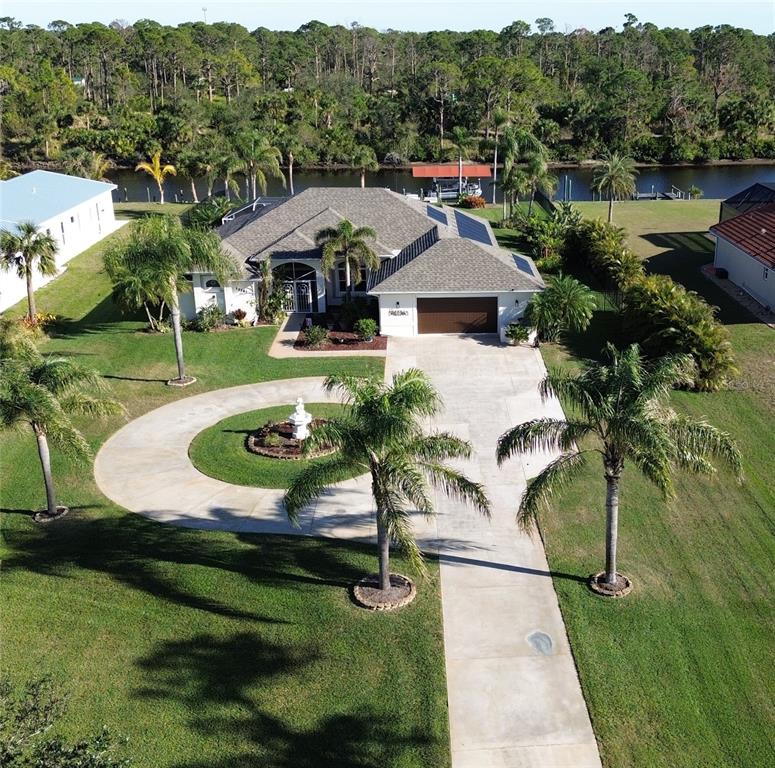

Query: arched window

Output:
[272, 262, 317, 282]
[205, 278, 220, 288]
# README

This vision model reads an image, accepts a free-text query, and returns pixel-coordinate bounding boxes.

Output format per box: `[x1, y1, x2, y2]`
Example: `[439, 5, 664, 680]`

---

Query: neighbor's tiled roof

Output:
[368, 238, 544, 293]
[722, 182, 775, 215]
[710, 203, 775, 268]
[218, 188, 434, 264]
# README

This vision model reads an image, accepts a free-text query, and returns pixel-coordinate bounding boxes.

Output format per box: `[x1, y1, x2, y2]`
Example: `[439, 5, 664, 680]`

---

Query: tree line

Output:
[0, 14, 774, 184]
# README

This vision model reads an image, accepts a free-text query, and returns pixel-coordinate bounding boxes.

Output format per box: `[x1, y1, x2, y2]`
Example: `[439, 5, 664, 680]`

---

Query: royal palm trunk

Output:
[34, 426, 58, 517]
[169, 282, 186, 380]
[604, 470, 621, 584]
[288, 153, 295, 196]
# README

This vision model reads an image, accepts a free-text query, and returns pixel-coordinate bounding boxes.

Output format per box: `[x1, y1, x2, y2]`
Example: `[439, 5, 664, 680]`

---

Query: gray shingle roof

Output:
[219, 188, 434, 263]
[369, 238, 544, 293]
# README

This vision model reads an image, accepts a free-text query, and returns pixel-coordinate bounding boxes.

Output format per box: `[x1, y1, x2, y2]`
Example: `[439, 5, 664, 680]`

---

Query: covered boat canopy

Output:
[412, 164, 492, 178]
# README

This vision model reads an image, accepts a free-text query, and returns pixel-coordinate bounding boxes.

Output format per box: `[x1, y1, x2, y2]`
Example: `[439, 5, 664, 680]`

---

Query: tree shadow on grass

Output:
[3, 513, 373, 622]
[49, 295, 144, 339]
[134, 631, 439, 768]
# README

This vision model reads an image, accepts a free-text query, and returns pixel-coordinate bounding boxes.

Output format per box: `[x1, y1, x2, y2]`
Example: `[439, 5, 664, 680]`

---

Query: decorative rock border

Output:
[167, 376, 197, 388]
[245, 418, 335, 461]
[588, 571, 633, 598]
[352, 573, 417, 611]
[33, 505, 69, 524]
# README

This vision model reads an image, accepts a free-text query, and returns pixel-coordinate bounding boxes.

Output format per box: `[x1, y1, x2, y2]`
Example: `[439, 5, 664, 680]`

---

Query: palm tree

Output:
[0, 221, 58, 324]
[591, 153, 638, 223]
[315, 219, 379, 301]
[62, 148, 112, 181]
[490, 109, 509, 204]
[218, 150, 243, 202]
[449, 126, 473, 196]
[285, 370, 491, 592]
[524, 151, 557, 215]
[496, 343, 742, 593]
[0, 337, 123, 520]
[525, 274, 597, 341]
[277, 133, 304, 195]
[350, 145, 379, 189]
[237, 132, 285, 200]
[499, 166, 530, 220]
[135, 150, 176, 204]
[176, 149, 208, 203]
[103, 215, 237, 385]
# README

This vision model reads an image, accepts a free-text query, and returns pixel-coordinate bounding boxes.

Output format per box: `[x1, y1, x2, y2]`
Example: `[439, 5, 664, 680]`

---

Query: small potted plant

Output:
[354, 318, 378, 343]
[505, 323, 530, 346]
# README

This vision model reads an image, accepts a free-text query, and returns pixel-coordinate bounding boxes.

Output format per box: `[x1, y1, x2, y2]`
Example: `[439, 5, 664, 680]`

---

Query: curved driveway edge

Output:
[95, 377, 405, 541]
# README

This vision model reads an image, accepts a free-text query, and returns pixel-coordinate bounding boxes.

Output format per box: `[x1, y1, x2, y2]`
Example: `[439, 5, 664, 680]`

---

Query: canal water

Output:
[108, 164, 775, 205]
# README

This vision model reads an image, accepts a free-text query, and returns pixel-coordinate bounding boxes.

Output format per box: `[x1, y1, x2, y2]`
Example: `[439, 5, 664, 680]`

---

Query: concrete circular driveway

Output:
[94, 377, 382, 539]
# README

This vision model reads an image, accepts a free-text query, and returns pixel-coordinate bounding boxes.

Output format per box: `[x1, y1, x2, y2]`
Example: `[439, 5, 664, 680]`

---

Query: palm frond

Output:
[283, 455, 360, 525]
[420, 462, 491, 518]
[668, 415, 743, 481]
[497, 418, 592, 464]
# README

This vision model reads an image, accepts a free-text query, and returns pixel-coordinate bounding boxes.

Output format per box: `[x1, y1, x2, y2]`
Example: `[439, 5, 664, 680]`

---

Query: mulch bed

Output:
[294, 330, 388, 352]
[588, 571, 633, 598]
[246, 418, 335, 460]
[352, 573, 417, 611]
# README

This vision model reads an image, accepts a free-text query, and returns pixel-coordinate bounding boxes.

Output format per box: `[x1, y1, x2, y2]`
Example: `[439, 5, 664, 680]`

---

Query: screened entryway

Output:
[273, 262, 319, 313]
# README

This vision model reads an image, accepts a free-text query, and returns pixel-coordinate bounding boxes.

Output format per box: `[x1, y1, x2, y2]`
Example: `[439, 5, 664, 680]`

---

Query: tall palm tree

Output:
[315, 219, 379, 300]
[285, 370, 491, 592]
[176, 149, 208, 203]
[490, 109, 509, 204]
[237, 132, 285, 200]
[218, 151, 243, 202]
[591, 152, 638, 223]
[449, 126, 473, 196]
[499, 166, 530, 220]
[0, 336, 123, 519]
[135, 150, 176, 204]
[496, 344, 742, 592]
[524, 151, 557, 215]
[525, 274, 597, 341]
[350, 144, 379, 189]
[276, 133, 304, 195]
[0, 221, 58, 324]
[103, 215, 237, 385]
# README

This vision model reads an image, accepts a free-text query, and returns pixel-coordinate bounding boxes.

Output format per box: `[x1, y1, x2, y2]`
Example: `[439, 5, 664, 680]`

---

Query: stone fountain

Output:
[288, 397, 312, 440]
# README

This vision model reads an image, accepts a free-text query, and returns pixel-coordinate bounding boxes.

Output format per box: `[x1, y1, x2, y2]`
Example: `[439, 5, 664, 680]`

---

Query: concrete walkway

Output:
[94, 338, 600, 768]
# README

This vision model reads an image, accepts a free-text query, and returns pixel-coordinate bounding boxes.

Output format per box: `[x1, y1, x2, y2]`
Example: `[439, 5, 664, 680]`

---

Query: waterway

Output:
[108, 163, 775, 205]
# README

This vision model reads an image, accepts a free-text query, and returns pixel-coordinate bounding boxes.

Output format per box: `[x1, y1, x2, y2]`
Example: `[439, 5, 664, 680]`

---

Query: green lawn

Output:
[535, 201, 775, 767]
[189, 403, 355, 488]
[0, 207, 449, 767]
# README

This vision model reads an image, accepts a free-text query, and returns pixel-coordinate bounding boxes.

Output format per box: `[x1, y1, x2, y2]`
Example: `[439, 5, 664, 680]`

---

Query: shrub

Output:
[263, 430, 282, 447]
[261, 291, 286, 325]
[338, 297, 376, 330]
[354, 317, 378, 340]
[185, 197, 236, 230]
[505, 323, 530, 344]
[233, 308, 247, 322]
[460, 195, 486, 209]
[193, 303, 225, 332]
[525, 274, 596, 341]
[19, 312, 58, 332]
[303, 324, 328, 348]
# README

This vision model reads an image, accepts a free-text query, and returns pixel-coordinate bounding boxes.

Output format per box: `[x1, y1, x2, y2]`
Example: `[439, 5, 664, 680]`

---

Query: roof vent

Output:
[761, 228, 768, 235]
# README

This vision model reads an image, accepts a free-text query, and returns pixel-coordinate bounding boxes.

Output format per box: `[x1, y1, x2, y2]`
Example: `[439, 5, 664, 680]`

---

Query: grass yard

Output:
[0, 206, 449, 767]
[189, 403, 354, 488]
[534, 200, 775, 767]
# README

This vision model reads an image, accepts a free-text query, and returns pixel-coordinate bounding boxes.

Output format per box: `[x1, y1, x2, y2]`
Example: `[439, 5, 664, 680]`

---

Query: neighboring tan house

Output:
[710, 203, 775, 310]
[0, 170, 119, 312]
[719, 182, 775, 222]
[186, 187, 544, 340]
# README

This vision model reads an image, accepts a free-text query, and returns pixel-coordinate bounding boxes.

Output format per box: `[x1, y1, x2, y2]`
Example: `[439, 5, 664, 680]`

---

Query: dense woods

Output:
[1, 15, 774, 178]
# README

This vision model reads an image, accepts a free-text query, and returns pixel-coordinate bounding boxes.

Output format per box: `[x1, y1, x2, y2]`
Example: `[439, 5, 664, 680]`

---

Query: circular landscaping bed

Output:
[247, 417, 336, 460]
[189, 403, 358, 488]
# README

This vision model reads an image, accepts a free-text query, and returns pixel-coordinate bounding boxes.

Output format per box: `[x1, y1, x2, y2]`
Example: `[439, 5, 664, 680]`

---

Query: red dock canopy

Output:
[411, 164, 492, 178]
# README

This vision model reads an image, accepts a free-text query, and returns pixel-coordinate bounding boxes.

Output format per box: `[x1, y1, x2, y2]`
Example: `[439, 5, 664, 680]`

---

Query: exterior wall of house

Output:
[0, 190, 117, 312]
[184, 274, 259, 321]
[376, 291, 536, 340]
[714, 236, 774, 309]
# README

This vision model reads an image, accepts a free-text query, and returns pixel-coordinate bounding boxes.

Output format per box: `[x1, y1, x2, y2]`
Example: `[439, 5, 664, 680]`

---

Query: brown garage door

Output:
[417, 297, 497, 334]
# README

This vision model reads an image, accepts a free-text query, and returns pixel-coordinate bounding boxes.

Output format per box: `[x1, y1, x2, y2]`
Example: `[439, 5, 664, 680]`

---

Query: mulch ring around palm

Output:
[588, 571, 633, 598]
[33, 506, 69, 524]
[352, 573, 417, 611]
[294, 331, 388, 351]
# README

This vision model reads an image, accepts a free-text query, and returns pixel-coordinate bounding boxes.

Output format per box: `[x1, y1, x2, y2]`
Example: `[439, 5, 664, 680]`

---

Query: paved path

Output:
[95, 337, 600, 768]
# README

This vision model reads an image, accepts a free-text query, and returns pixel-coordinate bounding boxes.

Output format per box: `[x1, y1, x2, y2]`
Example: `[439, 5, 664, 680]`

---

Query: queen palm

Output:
[315, 219, 379, 300]
[490, 109, 509, 204]
[285, 370, 491, 592]
[591, 152, 638, 223]
[351, 144, 379, 189]
[104, 215, 237, 385]
[0, 336, 123, 519]
[135, 150, 176, 204]
[496, 343, 742, 593]
[218, 150, 243, 202]
[524, 151, 557, 215]
[0, 221, 58, 324]
[449, 126, 473, 196]
[237, 132, 285, 200]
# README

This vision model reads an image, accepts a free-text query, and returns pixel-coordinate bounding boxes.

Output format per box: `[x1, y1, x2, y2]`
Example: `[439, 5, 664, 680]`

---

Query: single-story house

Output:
[709, 203, 775, 310]
[0, 170, 118, 312]
[187, 187, 543, 339]
[719, 181, 775, 222]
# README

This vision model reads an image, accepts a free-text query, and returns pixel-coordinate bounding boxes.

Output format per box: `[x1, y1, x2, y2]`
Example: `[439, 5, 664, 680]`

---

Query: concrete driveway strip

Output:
[386, 336, 600, 768]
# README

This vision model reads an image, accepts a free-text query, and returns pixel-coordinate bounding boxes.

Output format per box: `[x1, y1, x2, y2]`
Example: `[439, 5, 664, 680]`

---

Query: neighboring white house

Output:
[193, 187, 543, 340]
[710, 203, 775, 311]
[0, 170, 119, 312]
